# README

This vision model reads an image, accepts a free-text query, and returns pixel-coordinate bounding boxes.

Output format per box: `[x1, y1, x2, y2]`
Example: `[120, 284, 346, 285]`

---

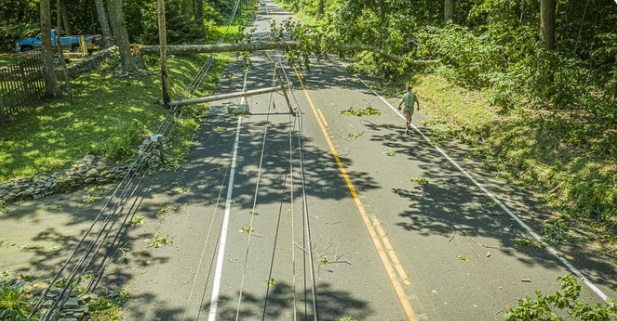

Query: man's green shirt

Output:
[401, 92, 417, 107]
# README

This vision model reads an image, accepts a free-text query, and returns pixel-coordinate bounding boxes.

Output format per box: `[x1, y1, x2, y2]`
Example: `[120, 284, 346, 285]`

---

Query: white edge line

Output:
[358, 78, 610, 302]
[208, 117, 243, 320]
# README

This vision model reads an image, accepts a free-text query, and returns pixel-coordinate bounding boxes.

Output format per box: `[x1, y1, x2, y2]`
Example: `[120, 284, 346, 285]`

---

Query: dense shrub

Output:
[0, 23, 39, 52]
[136, 0, 209, 44]
[504, 275, 617, 321]
[89, 119, 149, 161]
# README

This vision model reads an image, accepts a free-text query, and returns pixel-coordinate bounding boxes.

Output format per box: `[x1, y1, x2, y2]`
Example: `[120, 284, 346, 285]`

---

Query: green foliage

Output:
[89, 297, 122, 320]
[0, 0, 253, 51]
[340, 106, 381, 116]
[109, 288, 129, 305]
[136, 0, 209, 44]
[384, 149, 395, 157]
[0, 0, 38, 51]
[269, 19, 328, 70]
[503, 274, 617, 321]
[0, 284, 28, 321]
[418, 24, 506, 89]
[0, 53, 220, 182]
[0, 22, 38, 52]
[89, 119, 149, 161]
[241, 226, 254, 234]
[128, 216, 144, 227]
[150, 234, 174, 248]
[409, 177, 429, 185]
[414, 72, 616, 229]
[514, 238, 545, 249]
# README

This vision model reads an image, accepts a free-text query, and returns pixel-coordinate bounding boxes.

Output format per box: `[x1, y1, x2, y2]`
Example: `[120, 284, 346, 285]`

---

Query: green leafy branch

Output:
[503, 274, 617, 321]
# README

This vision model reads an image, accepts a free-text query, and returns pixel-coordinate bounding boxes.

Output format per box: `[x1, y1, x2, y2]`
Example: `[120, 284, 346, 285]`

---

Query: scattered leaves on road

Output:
[409, 177, 429, 184]
[340, 106, 381, 116]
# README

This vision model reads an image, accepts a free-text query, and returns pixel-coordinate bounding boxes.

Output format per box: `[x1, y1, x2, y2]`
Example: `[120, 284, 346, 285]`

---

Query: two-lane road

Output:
[118, 1, 616, 320]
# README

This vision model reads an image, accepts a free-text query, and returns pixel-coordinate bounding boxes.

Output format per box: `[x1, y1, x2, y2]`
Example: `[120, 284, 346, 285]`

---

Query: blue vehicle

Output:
[16, 29, 100, 53]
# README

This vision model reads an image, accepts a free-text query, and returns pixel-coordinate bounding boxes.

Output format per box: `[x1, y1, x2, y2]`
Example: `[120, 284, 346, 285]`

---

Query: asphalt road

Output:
[116, 2, 616, 321]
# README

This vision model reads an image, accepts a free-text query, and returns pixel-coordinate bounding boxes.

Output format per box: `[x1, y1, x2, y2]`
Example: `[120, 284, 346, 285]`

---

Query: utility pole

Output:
[158, 0, 171, 106]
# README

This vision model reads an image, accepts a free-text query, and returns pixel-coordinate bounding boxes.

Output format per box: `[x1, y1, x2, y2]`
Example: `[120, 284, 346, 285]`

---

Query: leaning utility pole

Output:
[158, 0, 171, 106]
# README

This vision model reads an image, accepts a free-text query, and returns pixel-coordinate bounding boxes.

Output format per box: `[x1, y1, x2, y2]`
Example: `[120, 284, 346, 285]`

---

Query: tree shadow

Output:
[200, 281, 372, 321]
[364, 120, 617, 293]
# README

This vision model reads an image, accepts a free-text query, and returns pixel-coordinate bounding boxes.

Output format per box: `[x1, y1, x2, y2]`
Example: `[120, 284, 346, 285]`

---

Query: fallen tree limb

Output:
[135, 41, 403, 61]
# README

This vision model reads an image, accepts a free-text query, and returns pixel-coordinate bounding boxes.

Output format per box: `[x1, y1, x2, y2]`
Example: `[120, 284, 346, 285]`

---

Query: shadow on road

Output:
[364, 121, 617, 294]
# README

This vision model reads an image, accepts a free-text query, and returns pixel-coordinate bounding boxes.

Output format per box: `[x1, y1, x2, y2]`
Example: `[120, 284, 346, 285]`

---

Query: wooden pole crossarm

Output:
[273, 66, 296, 116]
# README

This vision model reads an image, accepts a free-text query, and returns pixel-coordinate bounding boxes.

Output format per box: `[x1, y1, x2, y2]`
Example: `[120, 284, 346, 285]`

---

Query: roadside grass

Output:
[0, 53, 21, 67]
[413, 72, 617, 250]
[0, 0, 258, 183]
[273, 0, 320, 26]
[0, 52, 231, 182]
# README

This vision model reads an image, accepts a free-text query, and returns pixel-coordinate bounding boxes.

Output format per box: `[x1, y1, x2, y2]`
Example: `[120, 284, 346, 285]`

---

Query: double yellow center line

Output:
[292, 66, 417, 321]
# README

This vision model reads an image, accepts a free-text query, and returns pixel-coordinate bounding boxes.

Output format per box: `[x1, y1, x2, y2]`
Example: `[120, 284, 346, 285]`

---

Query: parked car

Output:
[16, 29, 100, 53]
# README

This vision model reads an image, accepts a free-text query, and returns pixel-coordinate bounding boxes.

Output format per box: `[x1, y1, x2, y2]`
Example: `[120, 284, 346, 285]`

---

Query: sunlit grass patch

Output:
[0, 53, 228, 182]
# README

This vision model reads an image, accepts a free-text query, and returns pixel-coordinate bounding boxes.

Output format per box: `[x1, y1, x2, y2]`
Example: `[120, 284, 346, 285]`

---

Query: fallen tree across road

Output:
[135, 41, 403, 61]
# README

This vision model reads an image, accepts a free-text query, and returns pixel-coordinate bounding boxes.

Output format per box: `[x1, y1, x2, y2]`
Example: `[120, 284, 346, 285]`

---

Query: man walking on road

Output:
[398, 85, 420, 134]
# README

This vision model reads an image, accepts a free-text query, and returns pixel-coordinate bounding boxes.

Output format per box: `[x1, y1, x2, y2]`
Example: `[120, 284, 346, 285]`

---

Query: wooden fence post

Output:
[0, 95, 6, 124]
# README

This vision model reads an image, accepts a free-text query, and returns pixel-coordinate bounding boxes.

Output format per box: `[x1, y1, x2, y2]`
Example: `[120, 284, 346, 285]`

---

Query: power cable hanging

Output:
[275, 51, 322, 320]
[235, 12, 278, 311]
[234, 77, 275, 321]
[181, 165, 231, 321]
[281, 55, 301, 321]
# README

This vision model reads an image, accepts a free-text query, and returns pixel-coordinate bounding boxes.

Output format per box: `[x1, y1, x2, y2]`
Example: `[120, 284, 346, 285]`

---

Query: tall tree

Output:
[183, 0, 191, 19]
[40, 0, 60, 98]
[194, 0, 204, 28]
[106, 0, 139, 74]
[59, 0, 71, 35]
[444, 0, 454, 23]
[94, 0, 113, 47]
[540, 0, 556, 50]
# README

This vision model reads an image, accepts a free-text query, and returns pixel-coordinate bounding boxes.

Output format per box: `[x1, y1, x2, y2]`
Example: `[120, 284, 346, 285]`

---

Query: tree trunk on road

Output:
[136, 41, 403, 61]
[40, 0, 60, 98]
[106, 0, 139, 75]
[95, 0, 113, 48]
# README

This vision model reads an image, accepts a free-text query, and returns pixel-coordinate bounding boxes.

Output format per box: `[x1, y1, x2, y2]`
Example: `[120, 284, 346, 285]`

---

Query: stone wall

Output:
[0, 155, 130, 204]
[0, 135, 165, 204]
[66, 46, 118, 78]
